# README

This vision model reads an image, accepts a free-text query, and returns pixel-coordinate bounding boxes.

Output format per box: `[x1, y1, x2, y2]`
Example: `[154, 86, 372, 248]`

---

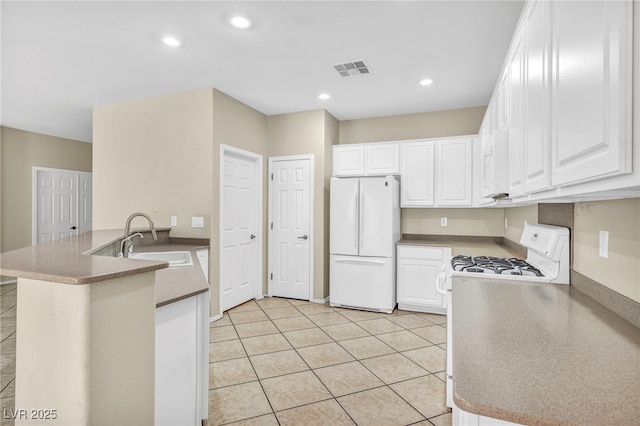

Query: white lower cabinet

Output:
[397, 245, 451, 314]
[155, 290, 210, 426]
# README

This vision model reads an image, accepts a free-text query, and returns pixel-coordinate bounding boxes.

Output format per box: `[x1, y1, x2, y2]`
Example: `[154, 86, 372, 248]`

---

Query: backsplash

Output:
[401, 208, 504, 237]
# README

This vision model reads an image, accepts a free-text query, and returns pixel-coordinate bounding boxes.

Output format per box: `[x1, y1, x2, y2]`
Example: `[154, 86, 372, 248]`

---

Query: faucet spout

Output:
[124, 212, 158, 240]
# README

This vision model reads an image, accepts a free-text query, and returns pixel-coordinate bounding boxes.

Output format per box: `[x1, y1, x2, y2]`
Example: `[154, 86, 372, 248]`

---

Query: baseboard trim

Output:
[571, 270, 640, 329]
[209, 314, 223, 323]
[311, 296, 329, 304]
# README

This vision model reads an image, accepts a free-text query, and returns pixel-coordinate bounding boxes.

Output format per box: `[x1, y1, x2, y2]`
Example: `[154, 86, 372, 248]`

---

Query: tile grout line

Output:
[212, 299, 451, 425]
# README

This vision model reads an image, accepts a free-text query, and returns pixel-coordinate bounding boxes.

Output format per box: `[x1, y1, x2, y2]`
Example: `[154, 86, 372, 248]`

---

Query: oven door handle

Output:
[435, 272, 448, 297]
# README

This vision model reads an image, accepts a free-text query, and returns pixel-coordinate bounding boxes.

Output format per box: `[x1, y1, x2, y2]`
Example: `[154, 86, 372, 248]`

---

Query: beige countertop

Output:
[0, 229, 210, 307]
[397, 238, 522, 258]
[452, 276, 640, 426]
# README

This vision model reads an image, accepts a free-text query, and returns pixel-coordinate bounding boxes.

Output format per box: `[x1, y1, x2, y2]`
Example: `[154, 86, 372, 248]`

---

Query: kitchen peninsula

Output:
[0, 229, 210, 425]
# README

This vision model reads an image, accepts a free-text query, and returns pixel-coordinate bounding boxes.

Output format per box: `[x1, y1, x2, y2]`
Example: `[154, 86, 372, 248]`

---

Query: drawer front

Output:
[397, 245, 445, 261]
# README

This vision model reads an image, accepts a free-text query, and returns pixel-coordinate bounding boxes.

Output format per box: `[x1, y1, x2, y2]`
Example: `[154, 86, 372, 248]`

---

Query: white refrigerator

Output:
[329, 176, 400, 313]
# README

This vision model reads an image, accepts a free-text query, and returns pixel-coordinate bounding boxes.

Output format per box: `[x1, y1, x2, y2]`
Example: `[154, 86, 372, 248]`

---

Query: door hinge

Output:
[270, 273, 273, 280]
[270, 222, 273, 230]
[271, 173, 273, 180]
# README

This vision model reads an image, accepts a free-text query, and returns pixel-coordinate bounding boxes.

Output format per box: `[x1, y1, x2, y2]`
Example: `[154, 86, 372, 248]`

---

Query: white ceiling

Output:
[1, 1, 524, 143]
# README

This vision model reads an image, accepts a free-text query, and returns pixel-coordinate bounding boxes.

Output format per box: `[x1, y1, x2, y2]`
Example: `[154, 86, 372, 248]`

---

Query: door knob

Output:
[250, 234, 256, 240]
[297, 235, 308, 240]
[70, 226, 77, 230]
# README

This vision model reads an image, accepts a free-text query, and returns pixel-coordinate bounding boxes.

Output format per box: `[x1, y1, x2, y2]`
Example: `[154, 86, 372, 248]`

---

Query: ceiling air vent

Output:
[333, 60, 370, 77]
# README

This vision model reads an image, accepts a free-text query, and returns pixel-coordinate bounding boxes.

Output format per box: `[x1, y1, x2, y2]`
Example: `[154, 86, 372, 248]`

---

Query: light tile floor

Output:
[209, 298, 451, 426]
[0, 287, 452, 426]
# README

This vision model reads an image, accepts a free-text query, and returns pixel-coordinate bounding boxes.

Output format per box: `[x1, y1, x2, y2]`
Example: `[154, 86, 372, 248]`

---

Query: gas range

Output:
[447, 224, 571, 284]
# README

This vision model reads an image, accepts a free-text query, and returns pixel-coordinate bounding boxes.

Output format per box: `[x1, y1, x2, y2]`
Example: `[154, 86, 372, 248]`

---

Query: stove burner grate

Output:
[451, 255, 544, 277]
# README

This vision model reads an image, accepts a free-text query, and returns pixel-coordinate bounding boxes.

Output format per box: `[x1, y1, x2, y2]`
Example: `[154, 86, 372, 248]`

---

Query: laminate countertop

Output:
[0, 229, 210, 307]
[397, 238, 522, 258]
[452, 276, 640, 426]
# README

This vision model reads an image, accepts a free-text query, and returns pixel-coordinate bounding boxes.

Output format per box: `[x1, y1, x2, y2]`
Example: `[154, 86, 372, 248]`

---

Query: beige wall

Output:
[267, 110, 335, 300]
[212, 89, 269, 312]
[573, 199, 640, 302]
[504, 205, 538, 244]
[323, 111, 339, 297]
[92, 89, 214, 238]
[338, 106, 486, 144]
[402, 208, 504, 236]
[0, 127, 92, 253]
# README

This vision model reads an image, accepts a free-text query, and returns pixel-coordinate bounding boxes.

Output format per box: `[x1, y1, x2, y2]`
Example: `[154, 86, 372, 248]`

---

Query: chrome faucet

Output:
[120, 212, 158, 257]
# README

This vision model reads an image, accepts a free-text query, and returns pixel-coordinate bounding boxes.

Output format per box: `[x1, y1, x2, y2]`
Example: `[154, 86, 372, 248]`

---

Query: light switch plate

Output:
[505, 217, 508, 228]
[441, 217, 448, 227]
[170, 216, 177, 227]
[192, 216, 204, 228]
[599, 230, 609, 258]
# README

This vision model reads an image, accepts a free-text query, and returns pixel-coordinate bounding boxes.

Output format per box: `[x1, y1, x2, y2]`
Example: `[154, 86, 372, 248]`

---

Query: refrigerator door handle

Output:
[334, 258, 387, 265]
[353, 184, 359, 249]
[359, 184, 365, 249]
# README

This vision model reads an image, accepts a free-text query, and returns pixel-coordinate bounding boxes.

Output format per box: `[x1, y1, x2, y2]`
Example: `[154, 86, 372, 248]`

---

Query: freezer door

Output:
[329, 255, 396, 313]
[359, 177, 399, 257]
[330, 178, 359, 256]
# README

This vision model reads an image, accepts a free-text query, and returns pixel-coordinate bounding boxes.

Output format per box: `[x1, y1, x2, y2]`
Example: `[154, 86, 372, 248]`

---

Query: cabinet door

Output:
[365, 144, 400, 175]
[401, 141, 434, 207]
[550, 0, 632, 186]
[480, 132, 496, 200]
[523, 0, 551, 193]
[397, 246, 445, 312]
[333, 146, 365, 176]
[508, 34, 525, 197]
[435, 138, 473, 206]
[497, 70, 510, 132]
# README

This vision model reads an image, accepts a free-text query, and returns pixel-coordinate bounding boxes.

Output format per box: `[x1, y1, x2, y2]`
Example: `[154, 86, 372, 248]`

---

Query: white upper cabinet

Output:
[435, 137, 474, 206]
[401, 141, 435, 207]
[333, 145, 365, 176]
[333, 143, 400, 177]
[365, 144, 400, 175]
[549, 0, 633, 187]
[522, 0, 551, 193]
[507, 34, 526, 198]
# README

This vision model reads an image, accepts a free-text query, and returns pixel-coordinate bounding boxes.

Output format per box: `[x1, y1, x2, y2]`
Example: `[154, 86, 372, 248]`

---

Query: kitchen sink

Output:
[129, 251, 194, 267]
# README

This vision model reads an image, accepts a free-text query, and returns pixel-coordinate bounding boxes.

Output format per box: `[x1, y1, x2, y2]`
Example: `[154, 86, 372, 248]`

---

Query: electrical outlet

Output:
[192, 216, 204, 228]
[599, 230, 609, 258]
[170, 216, 177, 227]
[441, 217, 448, 227]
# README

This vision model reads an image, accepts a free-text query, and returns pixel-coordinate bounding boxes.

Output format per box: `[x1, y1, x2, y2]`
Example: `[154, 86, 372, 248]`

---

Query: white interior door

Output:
[33, 167, 92, 244]
[221, 149, 260, 312]
[269, 156, 312, 300]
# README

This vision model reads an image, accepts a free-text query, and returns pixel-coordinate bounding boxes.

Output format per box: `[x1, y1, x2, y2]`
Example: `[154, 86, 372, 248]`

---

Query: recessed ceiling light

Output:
[228, 14, 254, 29]
[161, 36, 183, 47]
[318, 93, 331, 100]
[419, 78, 434, 86]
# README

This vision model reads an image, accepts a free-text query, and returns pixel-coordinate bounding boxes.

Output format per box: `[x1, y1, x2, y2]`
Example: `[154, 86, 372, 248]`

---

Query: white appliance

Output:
[436, 223, 570, 411]
[329, 176, 400, 313]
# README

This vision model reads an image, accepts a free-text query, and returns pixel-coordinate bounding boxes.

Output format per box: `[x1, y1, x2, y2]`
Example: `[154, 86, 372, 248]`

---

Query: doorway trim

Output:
[219, 144, 264, 316]
[267, 154, 314, 301]
[32, 166, 92, 245]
